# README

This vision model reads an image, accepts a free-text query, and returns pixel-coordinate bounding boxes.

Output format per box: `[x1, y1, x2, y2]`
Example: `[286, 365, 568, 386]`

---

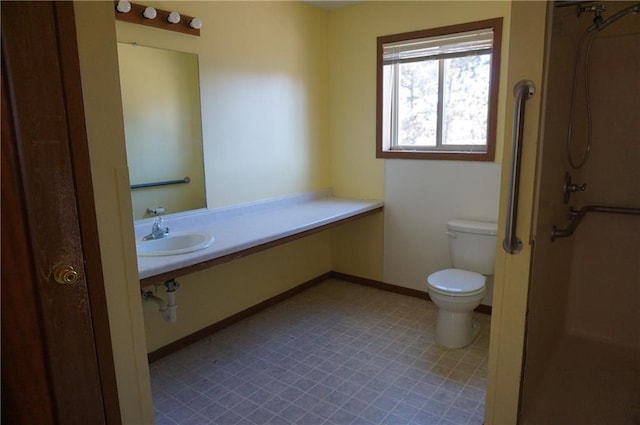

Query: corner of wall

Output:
[330, 212, 384, 281]
[73, 2, 154, 423]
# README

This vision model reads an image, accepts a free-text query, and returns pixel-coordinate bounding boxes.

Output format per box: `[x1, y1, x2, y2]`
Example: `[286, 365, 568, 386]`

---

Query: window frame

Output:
[376, 18, 503, 161]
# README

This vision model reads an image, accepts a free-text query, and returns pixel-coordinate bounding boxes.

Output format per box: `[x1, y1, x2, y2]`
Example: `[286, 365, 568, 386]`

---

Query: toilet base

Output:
[434, 310, 480, 348]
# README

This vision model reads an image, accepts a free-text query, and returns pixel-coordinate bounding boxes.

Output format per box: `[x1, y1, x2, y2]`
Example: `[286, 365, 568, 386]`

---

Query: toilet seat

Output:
[427, 268, 485, 297]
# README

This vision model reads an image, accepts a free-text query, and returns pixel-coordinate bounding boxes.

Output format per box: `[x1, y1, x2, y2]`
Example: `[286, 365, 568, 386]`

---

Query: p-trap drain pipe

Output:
[141, 279, 179, 323]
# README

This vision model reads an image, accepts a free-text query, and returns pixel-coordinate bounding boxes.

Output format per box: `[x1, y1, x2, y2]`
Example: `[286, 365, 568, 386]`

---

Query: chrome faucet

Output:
[143, 216, 170, 240]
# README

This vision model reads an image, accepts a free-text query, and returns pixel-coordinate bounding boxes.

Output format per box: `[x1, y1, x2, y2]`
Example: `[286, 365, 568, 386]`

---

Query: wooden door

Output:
[1, 2, 121, 424]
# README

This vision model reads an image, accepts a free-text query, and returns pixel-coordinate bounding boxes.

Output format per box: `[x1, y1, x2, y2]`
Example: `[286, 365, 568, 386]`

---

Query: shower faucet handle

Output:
[567, 182, 587, 192]
[563, 172, 587, 204]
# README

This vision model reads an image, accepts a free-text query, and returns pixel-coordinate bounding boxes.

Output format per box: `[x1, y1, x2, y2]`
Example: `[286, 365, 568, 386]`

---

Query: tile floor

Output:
[150, 279, 490, 425]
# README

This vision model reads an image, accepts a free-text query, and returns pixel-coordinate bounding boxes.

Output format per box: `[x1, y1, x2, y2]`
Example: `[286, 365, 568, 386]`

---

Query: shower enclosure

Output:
[519, 1, 640, 423]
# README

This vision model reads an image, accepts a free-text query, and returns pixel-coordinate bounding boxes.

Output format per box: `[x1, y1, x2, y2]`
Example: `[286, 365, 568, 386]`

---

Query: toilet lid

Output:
[427, 268, 486, 295]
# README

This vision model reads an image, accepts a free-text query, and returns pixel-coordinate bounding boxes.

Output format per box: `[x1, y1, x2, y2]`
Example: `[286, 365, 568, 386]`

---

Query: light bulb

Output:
[189, 18, 203, 30]
[142, 7, 157, 19]
[167, 11, 181, 24]
[115, 0, 131, 13]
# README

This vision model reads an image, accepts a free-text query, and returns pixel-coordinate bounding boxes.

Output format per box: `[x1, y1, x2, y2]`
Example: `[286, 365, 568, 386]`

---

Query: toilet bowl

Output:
[426, 220, 497, 348]
[427, 268, 486, 348]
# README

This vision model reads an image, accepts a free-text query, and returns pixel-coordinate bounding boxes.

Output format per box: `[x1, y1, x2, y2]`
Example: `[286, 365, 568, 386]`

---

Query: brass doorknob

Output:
[54, 265, 79, 285]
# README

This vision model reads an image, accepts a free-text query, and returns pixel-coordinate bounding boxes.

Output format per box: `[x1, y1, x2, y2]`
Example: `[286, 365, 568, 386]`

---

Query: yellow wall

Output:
[328, 1, 512, 201]
[115, 1, 337, 352]
[143, 232, 332, 351]
[74, 2, 154, 423]
[485, 2, 548, 423]
[117, 1, 331, 209]
[327, 1, 511, 284]
[331, 213, 384, 280]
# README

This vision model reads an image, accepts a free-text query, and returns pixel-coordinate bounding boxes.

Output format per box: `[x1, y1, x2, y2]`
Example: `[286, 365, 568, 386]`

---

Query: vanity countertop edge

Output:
[136, 193, 384, 287]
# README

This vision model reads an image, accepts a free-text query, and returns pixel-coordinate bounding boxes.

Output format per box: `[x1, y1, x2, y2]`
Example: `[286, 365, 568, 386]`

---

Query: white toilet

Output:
[427, 219, 497, 348]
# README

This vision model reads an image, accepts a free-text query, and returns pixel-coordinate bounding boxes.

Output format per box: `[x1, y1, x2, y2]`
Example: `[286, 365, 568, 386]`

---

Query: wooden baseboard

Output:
[329, 271, 430, 299]
[147, 271, 331, 363]
[330, 271, 492, 315]
[148, 270, 491, 362]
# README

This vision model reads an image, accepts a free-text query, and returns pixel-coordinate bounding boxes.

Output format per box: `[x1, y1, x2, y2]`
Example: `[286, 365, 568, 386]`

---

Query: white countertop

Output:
[135, 191, 383, 284]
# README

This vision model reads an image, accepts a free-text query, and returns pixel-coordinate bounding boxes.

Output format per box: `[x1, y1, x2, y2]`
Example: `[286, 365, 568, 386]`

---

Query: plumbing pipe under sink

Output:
[141, 280, 179, 323]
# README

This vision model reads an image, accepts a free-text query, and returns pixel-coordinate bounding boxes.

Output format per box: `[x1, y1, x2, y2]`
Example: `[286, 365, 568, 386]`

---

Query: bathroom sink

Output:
[137, 232, 214, 257]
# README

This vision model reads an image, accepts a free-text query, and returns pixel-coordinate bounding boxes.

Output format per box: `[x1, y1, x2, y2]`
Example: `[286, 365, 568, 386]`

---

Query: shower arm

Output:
[551, 205, 640, 241]
[587, 3, 640, 32]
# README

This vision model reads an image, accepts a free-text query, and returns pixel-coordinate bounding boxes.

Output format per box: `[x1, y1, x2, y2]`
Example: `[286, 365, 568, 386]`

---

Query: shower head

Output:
[587, 2, 640, 32]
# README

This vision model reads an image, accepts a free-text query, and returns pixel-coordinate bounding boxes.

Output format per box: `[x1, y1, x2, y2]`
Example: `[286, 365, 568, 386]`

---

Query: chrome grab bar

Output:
[131, 176, 191, 190]
[503, 80, 535, 254]
[551, 205, 640, 240]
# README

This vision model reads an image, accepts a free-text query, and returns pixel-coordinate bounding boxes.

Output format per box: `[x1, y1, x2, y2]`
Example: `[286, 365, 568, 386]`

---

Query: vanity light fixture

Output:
[115, 0, 132, 13]
[167, 11, 181, 24]
[188, 18, 203, 30]
[142, 6, 157, 19]
[114, 2, 201, 36]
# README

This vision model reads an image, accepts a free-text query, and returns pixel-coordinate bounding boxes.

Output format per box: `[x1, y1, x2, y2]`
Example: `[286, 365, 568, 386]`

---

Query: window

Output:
[376, 18, 503, 161]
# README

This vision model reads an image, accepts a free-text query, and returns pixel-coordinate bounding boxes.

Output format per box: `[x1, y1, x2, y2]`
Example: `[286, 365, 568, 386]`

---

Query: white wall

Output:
[328, 2, 511, 296]
[383, 160, 501, 301]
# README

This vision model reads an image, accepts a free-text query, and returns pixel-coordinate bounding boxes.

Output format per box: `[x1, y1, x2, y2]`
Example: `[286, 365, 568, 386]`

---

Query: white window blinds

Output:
[382, 28, 494, 64]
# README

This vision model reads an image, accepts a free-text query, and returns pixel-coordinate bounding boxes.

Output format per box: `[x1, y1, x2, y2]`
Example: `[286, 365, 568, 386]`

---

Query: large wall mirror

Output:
[117, 43, 206, 219]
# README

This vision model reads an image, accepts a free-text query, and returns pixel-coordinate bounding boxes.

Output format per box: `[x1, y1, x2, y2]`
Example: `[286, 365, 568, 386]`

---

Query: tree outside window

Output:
[377, 18, 503, 161]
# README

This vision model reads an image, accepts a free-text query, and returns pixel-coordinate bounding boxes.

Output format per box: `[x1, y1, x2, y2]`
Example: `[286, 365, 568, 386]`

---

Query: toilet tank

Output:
[447, 219, 498, 275]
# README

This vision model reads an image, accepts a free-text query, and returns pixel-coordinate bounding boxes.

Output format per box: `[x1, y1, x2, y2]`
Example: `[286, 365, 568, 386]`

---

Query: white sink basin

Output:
[137, 232, 214, 257]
